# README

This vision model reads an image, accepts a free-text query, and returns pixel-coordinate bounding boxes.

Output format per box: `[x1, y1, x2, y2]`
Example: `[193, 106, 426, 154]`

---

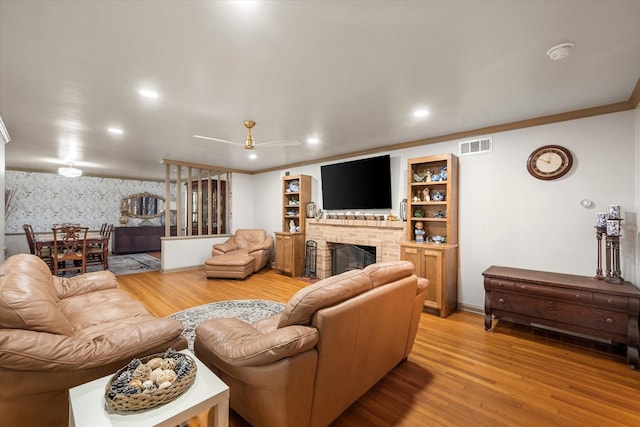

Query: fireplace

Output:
[331, 244, 376, 275]
[305, 218, 406, 279]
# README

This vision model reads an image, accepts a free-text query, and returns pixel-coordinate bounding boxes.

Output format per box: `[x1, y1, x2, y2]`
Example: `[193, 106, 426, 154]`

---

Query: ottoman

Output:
[205, 254, 254, 279]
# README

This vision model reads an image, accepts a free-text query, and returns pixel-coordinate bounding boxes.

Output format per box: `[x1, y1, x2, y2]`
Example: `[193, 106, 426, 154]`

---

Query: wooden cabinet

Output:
[400, 242, 458, 317]
[113, 226, 176, 254]
[275, 174, 311, 277]
[483, 266, 640, 369]
[188, 178, 228, 235]
[275, 232, 306, 277]
[401, 153, 459, 317]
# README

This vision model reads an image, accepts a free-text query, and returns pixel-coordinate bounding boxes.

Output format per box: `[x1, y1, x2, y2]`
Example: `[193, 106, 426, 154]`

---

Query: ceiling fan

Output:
[193, 120, 300, 150]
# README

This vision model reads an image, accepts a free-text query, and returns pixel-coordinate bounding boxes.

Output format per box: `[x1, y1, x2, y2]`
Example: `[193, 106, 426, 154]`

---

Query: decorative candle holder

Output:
[608, 205, 621, 219]
[605, 234, 623, 284]
[594, 214, 623, 283]
[604, 218, 623, 284]
[594, 226, 606, 280]
[606, 219, 621, 236]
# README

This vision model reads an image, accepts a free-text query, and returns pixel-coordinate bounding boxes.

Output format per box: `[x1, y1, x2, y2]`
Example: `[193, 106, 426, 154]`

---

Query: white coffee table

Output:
[68, 350, 229, 427]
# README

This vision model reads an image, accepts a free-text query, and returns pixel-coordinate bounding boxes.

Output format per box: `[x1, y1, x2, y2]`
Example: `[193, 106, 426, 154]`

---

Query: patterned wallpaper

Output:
[5, 170, 176, 234]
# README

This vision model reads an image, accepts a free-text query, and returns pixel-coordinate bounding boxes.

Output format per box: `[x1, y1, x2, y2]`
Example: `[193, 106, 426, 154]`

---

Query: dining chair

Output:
[23, 224, 53, 270]
[86, 224, 113, 270]
[51, 225, 89, 275]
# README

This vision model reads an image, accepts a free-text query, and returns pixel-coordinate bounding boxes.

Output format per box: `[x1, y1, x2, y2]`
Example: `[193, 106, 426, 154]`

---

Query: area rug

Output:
[86, 253, 161, 276]
[169, 300, 286, 351]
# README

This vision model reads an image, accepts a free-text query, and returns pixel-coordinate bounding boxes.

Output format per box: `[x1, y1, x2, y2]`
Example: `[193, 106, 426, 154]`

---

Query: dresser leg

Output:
[628, 316, 639, 369]
[484, 291, 492, 330]
[484, 314, 493, 330]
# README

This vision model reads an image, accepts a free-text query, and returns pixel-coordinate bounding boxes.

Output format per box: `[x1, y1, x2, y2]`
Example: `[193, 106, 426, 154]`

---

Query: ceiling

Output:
[1, 0, 639, 181]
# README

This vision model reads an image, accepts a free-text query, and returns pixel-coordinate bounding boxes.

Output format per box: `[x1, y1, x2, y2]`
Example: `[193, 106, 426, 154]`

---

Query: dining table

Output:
[33, 231, 104, 258]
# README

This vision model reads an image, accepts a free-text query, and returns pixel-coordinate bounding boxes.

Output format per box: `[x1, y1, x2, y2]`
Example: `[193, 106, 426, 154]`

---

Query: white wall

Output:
[253, 111, 637, 309]
[635, 106, 640, 288]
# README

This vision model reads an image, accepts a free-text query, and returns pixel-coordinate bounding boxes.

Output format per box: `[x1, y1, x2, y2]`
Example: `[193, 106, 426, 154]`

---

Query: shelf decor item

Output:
[105, 349, 196, 412]
[399, 199, 407, 221]
[594, 208, 623, 284]
[415, 221, 425, 243]
[609, 205, 621, 219]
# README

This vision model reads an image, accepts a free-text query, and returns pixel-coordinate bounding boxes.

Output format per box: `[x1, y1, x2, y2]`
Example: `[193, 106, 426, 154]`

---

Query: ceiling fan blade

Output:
[255, 139, 301, 147]
[193, 135, 243, 146]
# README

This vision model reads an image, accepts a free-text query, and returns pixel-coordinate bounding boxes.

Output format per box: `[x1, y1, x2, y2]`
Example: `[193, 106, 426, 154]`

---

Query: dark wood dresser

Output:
[113, 226, 176, 254]
[483, 266, 640, 369]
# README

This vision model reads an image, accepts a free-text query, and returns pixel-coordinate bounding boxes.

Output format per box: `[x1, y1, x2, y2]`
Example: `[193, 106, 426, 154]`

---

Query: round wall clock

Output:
[526, 145, 573, 180]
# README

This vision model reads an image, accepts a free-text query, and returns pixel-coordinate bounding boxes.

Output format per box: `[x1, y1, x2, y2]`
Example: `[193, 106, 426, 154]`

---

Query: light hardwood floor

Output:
[117, 267, 640, 427]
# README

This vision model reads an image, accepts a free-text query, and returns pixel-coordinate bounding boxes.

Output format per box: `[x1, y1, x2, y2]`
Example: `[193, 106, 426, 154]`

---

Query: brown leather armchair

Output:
[0, 254, 187, 427]
[211, 228, 274, 272]
[195, 260, 428, 427]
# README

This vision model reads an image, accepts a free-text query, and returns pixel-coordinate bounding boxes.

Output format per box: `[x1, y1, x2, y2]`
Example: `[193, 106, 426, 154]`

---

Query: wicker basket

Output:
[104, 352, 197, 412]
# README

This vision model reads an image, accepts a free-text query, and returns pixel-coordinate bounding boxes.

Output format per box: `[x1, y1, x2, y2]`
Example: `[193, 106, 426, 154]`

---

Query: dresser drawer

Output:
[592, 293, 629, 311]
[489, 292, 627, 335]
[485, 278, 515, 291]
[515, 282, 592, 304]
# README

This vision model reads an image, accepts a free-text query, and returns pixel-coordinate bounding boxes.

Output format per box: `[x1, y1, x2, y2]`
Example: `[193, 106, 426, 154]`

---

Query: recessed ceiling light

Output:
[108, 127, 124, 135]
[139, 89, 159, 99]
[546, 42, 575, 60]
[307, 137, 319, 144]
[413, 109, 429, 118]
[58, 162, 82, 178]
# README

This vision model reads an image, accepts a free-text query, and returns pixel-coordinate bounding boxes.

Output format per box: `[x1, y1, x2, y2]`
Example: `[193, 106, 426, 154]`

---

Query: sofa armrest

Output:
[247, 236, 274, 254]
[0, 318, 185, 371]
[195, 317, 318, 367]
[404, 277, 429, 358]
[417, 277, 429, 296]
[54, 271, 118, 299]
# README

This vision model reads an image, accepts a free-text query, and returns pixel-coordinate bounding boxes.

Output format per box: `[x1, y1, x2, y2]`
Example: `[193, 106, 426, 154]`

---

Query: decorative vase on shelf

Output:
[119, 214, 129, 226]
[306, 202, 316, 218]
[400, 199, 407, 221]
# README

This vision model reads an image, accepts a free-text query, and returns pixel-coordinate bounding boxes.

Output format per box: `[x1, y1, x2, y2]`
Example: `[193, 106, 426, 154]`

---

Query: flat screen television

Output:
[321, 155, 392, 210]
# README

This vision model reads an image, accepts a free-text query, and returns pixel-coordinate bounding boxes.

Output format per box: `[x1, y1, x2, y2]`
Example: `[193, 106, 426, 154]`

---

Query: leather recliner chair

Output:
[0, 254, 187, 427]
[211, 228, 274, 272]
[195, 260, 428, 427]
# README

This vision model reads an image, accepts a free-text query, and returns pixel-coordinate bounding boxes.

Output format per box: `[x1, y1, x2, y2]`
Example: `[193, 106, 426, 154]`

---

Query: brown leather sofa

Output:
[0, 254, 187, 427]
[205, 229, 274, 279]
[195, 260, 428, 427]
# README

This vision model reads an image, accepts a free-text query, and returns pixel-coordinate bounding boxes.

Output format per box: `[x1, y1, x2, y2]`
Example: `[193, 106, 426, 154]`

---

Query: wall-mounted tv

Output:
[321, 155, 392, 210]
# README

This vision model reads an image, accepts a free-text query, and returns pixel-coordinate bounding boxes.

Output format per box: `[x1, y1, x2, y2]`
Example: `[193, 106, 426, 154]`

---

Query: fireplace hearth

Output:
[305, 218, 406, 279]
[331, 244, 376, 275]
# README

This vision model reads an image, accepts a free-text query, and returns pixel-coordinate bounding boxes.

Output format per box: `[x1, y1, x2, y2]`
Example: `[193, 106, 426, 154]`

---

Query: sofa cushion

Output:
[233, 229, 267, 248]
[277, 269, 372, 328]
[0, 254, 73, 335]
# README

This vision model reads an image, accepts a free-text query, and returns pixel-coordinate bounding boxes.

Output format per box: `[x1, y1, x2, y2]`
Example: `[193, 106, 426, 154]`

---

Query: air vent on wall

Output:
[460, 137, 492, 155]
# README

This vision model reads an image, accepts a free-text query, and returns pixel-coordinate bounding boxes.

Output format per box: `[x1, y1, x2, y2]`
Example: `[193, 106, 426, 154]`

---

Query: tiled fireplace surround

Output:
[305, 219, 407, 279]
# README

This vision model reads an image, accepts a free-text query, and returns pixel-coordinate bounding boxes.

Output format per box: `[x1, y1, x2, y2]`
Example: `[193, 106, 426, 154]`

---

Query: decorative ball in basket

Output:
[105, 349, 197, 411]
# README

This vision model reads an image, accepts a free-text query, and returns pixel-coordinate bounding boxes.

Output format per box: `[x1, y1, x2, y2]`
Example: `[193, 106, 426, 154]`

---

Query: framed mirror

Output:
[121, 192, 165, 218]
